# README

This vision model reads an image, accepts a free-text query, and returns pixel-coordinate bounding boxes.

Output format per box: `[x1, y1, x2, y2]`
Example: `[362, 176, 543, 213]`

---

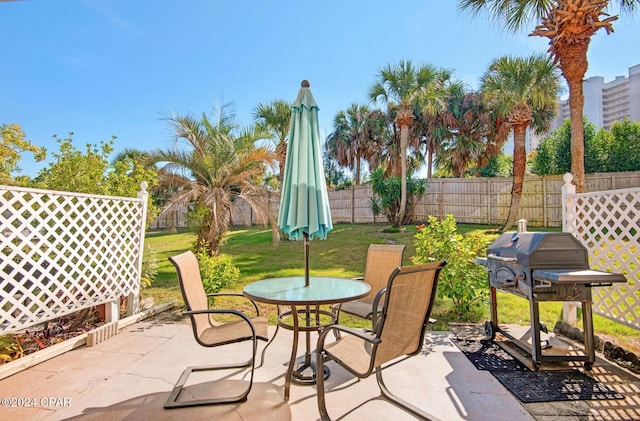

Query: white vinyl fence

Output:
[562, 173, 640, 329]
[0, 183, 149, 334]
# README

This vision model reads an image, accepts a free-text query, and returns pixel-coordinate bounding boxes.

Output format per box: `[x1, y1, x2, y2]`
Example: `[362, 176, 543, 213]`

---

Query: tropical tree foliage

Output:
[480, 54, 561, 231]
[0, 123, 46, 185]
[435, 87, 508, 177]
[325, 103, 377, 185]
[459, 0, 640, 193]
[253, 99, 292, 187]
[369, 60, 453, 225]
[323, 152, 353, 189]
[146, 103, 278, 256]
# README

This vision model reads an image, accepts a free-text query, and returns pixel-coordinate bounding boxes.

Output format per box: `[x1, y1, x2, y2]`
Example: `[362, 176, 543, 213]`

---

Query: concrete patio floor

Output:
[1, 311, 639, 420]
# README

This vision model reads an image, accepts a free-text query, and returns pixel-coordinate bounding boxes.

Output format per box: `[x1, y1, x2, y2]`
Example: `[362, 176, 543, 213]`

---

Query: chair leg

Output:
[375, 369, 443, 421]
[164, 338, 258, 409]
[316, 349, 331, 421]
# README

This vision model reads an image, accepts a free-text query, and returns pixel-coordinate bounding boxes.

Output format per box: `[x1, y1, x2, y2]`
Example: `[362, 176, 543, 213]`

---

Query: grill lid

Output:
[487, 232, 589, 269]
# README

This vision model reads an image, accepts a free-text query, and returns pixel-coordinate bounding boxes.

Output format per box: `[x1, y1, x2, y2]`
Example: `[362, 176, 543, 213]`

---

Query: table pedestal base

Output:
[291, 353, 330, 385]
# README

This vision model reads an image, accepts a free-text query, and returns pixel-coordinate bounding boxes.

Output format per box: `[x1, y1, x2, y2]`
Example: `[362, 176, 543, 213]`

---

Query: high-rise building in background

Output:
[529, 63, 640, 151]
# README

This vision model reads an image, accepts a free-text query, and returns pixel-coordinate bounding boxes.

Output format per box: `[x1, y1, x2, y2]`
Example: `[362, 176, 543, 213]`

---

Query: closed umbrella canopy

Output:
[278, 80, 333, 285]
[278, 80, 333, 241]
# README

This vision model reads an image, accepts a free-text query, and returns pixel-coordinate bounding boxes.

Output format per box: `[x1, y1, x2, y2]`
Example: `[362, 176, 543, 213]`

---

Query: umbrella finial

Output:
[301, 80, 310, 88]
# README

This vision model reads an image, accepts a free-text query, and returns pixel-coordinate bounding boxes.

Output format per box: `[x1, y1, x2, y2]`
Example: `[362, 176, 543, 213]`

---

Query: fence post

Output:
[351, 186, 355, 224]
[561, 173, 578, 325]
[125, 181, 149, 317]
[487, 178, 492, 225]
[561, 173, 575, 233]
[542, 176, 548, 227]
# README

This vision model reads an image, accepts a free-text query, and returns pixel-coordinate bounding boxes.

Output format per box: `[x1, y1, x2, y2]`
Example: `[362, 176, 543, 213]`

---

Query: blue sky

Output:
[2, 0, 639, 178]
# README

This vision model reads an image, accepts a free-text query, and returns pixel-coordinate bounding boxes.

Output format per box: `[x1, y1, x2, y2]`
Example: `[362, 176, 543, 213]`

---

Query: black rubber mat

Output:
[452, 338, 624, 403]
[451, 338, 527, 371]
[491, 369, 625, 403]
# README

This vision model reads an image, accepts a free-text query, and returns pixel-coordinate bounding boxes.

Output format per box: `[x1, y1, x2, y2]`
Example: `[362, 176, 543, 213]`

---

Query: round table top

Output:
[243, 276, 370, 306]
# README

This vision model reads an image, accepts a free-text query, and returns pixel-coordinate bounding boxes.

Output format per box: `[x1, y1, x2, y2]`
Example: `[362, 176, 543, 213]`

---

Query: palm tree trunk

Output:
[398, 124, 408, 226]
[427, 148, 433, 178]
[396, 107, 414, 227]
[502, 125, 527, 232]
[276, 140, 287, 188]
[556, 41, 589, 194]
[568, 77, 586, 193]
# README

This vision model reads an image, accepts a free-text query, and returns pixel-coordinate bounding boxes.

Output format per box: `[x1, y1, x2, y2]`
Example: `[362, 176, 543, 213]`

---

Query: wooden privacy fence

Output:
[562, 173, 640, 329]
[330, 171, 640, 227]
[149, 171, 640, 230]
[0, 183, 149, 334]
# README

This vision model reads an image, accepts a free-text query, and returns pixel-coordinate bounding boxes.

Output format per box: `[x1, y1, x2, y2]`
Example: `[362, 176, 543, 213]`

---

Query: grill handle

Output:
[486, 254, 517, 263]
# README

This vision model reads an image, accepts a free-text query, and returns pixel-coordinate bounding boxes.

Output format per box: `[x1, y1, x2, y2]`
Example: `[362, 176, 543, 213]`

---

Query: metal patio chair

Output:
[164, 251, 269, 409]
[331, 244, 405, 329]
[316, 261, 446, 421]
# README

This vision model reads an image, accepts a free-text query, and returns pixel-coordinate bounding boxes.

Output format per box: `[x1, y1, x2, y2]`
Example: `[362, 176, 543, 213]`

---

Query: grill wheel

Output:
[484, 320, 496, 341]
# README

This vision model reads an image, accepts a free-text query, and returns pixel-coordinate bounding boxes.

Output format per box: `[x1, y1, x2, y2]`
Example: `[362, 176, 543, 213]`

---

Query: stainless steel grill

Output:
[476, 231, 626, 370]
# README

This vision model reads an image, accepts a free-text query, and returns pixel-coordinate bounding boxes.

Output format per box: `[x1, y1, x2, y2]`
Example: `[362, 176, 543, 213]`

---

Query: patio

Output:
[1, 310, 639, 420]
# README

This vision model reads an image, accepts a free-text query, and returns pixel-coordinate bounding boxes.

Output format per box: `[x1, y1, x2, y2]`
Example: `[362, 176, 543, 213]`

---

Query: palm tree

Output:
[481, 54, 561, 231]
[459, 0, 639, 193]
[412, 76, 463, 179]
[369, 60, 450, 225]
[435, 89, 487, 177]
[253, 99, 292, 188]
[326, 103, 378, 185]
[146, 103, 277, 256]
[435, 85, 512, 177]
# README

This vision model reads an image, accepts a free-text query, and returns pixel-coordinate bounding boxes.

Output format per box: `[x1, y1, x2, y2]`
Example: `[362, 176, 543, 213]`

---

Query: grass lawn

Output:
[142, 223, 640, 352]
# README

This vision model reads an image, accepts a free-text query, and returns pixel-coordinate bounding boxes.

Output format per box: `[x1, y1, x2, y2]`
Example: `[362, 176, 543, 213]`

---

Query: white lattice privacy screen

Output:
[1, 184, 148, 334]
[563, 174, 640, 329]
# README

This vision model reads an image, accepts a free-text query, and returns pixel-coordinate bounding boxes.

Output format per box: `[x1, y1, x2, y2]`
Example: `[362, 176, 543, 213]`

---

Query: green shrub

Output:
[412, 214, 490, 318]
[369, 168, 425, 227]
[0, 335, 23, 362]
[140, 244, 159, 288]
[196, 250, 240, 296]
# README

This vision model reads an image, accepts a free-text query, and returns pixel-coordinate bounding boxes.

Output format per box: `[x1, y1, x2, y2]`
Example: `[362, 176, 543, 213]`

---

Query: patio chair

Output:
[316, 261, 446, 421]
[331, 244, 405, 330]
[164, 251, 269, 409]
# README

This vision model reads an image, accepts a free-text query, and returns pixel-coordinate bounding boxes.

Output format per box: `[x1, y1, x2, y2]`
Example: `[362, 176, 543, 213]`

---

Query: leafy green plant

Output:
[0, 335, 23, 362]
[412, 214, 490, 318]
[196, 250, 240, 297]
[369, 168, 425, 227]
[140, 244, 159, 288]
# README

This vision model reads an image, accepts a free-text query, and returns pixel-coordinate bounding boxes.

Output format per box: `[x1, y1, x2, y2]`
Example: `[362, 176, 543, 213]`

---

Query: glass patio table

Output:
[243, 276, 370, 401]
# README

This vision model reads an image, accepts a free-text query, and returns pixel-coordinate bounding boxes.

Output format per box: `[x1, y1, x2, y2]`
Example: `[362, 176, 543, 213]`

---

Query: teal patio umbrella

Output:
[278, 80, 333, 287]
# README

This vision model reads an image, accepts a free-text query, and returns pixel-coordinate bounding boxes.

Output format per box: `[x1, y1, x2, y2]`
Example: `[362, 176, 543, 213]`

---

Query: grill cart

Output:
[476, 231, 626, 370]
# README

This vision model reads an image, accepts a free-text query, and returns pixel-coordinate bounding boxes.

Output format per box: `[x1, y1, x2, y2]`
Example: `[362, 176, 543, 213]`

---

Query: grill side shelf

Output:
[532, 269, 627, 285]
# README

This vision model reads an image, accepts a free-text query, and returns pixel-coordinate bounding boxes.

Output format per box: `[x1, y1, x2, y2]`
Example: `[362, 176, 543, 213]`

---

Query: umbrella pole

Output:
[304, 232, 310, 287]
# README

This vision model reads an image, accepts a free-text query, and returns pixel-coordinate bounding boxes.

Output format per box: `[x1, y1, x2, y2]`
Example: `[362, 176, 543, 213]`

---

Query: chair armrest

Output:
[184, 308, 251, 319]
[205, 292, 261, 316]
[317, 324, 381, 352]
[183, 308, 258, 341]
